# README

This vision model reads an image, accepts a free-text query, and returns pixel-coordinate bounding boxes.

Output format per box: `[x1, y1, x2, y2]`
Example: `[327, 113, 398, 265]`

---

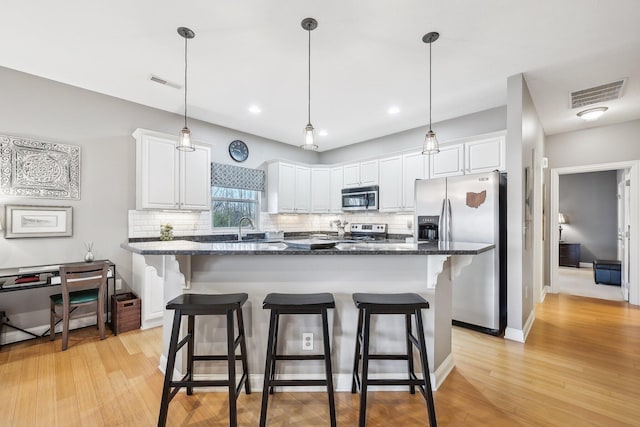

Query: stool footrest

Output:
[269, 379, 328, 387]
[193, 354, 241, 362]
[364, 354, 410, 360]
[275, 354, 326, 361]
[171, 379, 234, 388]
[365, 378, 426, 386]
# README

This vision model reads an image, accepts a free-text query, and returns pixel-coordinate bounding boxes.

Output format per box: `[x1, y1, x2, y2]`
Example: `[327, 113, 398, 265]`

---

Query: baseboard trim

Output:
[504, 309, 536, 343]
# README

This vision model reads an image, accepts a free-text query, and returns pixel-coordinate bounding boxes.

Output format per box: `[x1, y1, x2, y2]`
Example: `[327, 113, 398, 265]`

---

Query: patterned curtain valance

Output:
[211, 162, 265, 191]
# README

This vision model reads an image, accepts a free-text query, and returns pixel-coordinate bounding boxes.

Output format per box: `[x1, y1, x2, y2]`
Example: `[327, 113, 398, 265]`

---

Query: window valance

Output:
[211, 162, 265, 191]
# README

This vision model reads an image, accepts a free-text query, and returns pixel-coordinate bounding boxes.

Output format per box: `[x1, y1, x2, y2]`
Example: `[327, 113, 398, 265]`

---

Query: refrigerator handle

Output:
[439, 199, 446, 242]
[447, 198, 452, 242]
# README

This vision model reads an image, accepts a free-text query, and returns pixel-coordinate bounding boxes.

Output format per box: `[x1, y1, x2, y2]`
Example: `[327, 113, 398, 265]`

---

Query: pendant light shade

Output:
[177, 27, 196, 152]
[300, 18, 318, 151]
[422, 31, 440, 156]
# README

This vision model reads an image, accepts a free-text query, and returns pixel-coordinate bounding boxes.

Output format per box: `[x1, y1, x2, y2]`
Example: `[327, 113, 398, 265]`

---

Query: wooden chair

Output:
[49, 261, 109, 351]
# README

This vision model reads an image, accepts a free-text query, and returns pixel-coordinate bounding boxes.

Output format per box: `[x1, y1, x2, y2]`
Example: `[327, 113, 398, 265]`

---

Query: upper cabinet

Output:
[311, 166, 344, 213]
[429, 144, 465, 178]
[464, 135, 505, 174]
[379, 152, 427, 212]
[134, 128, 211, 211]
[311, 167, 331, 213]
[330, 167, 344, 213]
[343, 159, 379, 188]
[401, 151, 428, 210]
[267, 161, 311, 213]
[378, 156, 403, 211]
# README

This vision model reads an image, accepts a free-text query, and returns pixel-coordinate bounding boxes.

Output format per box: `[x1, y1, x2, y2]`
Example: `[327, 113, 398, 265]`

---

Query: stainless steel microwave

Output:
[341, 185, 379, 211]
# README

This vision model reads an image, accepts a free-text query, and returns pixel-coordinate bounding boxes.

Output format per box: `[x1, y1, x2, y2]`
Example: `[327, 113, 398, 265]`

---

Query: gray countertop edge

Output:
[120, 241, 495, 256]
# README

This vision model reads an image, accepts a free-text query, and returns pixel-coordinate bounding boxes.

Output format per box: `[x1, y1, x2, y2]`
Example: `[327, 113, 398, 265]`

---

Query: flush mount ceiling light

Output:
[300, 17, 318, 151]
[421, 31, 440, 155]
[177, 27, 196, 151]
[576, 106, 608, 121]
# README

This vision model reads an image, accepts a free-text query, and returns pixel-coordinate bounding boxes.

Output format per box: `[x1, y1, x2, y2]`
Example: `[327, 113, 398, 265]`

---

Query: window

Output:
[212, 186, 259, 229]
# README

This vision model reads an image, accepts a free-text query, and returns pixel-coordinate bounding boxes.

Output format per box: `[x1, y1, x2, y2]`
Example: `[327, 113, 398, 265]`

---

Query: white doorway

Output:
[549, 161, 640, 305]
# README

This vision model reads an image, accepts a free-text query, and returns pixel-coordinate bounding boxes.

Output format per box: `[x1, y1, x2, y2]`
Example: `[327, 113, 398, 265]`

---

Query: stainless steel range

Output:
[348, 223, 388, 241]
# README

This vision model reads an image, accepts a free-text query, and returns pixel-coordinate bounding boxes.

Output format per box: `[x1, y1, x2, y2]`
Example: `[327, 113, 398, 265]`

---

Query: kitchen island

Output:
[121, 239, 493, 390]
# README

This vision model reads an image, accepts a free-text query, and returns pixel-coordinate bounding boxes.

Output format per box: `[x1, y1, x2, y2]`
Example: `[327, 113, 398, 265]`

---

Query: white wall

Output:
[543, 119, 640, 286]
[505, 74, 545, 342]
[0, 66, 314, 335]
[546, 120, 640, 168]
[319, 106, 507, 164]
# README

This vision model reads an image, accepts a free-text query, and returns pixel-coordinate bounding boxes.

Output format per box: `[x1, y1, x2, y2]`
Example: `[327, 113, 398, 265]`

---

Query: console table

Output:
[559, 243, 580, 268]
[0, 260, 117, 343]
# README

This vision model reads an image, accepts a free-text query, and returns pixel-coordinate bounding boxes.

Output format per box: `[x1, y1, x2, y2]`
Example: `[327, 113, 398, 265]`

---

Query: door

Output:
[618, 170, 631, 301]
[180, 144, 211, 210]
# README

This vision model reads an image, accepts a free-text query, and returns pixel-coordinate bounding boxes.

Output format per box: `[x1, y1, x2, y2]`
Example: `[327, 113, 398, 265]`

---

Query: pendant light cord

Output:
[307, 26, 311, 125]
[184, 34, 188, 129]
[429, 40, 432, 132]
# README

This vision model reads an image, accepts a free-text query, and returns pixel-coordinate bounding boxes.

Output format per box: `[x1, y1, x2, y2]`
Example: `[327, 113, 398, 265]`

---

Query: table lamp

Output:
[558, 213, 568, 241]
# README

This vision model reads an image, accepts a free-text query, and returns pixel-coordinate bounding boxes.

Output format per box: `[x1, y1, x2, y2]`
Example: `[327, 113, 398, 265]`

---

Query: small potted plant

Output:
[160, 224, 174, 241]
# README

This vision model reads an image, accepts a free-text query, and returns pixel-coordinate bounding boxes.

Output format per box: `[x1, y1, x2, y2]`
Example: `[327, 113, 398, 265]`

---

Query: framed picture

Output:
[4, 205, 73, 238]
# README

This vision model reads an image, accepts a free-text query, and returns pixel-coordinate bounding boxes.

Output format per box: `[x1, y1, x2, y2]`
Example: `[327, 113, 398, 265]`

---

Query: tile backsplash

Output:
[129, 210, 414, 238]
[128, 210, 211, 238]
[261, 212, 414, 235]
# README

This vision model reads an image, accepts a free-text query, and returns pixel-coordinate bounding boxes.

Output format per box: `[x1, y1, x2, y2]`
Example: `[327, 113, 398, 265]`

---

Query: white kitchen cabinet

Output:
[465, 135, 506, 174]
[402, 151, 427, 210]
[131, 253, 164, 330]
[343, 160, 379, 188]
[379, 152, 427, 212]
[311, 168, 331, 213]
[134, 128, 211, 210]
[378, 156, 403, 211]
[294, 165, 311, 213]
[330, 166, 344, 213]
[268, 161, 311, 213]
[429, 144, 465, 178]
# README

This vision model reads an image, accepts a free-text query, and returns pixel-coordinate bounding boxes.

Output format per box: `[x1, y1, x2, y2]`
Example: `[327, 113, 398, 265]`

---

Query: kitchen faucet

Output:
[332, 219, 349, 238]
[238, 217, 255, 241]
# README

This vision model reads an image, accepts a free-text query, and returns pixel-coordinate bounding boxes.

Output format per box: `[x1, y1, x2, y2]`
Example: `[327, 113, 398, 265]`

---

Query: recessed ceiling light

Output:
[249, 105, 262, 114]
[319, 130, 328, 136]
[387, 106, 400, 115]
[576, 106, 607, 121]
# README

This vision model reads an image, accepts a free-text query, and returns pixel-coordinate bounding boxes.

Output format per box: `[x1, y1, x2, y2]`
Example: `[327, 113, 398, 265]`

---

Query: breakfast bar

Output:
[122, 239, 494, 390]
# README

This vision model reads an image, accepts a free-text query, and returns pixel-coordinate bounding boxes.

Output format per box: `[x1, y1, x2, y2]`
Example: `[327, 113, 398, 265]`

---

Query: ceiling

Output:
[2, 1, 639, 151]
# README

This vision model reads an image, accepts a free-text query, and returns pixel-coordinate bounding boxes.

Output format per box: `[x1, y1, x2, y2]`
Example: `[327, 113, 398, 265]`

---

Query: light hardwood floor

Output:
[1, 293, 639, 426]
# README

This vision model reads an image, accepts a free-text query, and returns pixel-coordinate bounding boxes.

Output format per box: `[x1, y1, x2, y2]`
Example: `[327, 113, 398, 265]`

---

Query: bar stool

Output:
[351, 292, 437, 427]
[158, 293, 250, 427]
[260, 293, 336, 427]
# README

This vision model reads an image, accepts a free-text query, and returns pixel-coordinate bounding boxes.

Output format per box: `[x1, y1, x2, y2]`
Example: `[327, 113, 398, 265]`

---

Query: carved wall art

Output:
[0, 134, 80, 200]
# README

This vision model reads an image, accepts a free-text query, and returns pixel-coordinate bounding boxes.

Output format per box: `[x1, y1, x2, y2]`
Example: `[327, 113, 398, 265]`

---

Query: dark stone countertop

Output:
[121, 239, 494, 256]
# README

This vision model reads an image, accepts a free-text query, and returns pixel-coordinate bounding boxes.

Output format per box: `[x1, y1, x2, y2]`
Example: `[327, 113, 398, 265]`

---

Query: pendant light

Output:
[177, 27, 196, 152]
[422, 31, 440, 155]
[300, 18, 318, 151]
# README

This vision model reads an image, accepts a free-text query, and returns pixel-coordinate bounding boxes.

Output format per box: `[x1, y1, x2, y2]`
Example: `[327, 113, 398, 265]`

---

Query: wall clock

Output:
[229, 140, 249, 162]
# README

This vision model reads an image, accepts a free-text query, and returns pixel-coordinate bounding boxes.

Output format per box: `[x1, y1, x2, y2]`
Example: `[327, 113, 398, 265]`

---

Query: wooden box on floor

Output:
[112, 292, 141, 334]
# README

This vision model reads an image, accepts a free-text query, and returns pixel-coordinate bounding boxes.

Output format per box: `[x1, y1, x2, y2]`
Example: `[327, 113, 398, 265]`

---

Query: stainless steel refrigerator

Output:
[414, 171, 506, 335]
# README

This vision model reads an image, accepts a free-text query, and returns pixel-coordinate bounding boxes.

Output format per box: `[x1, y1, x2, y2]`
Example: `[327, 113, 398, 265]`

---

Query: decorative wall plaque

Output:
[0, 134, 80, 200]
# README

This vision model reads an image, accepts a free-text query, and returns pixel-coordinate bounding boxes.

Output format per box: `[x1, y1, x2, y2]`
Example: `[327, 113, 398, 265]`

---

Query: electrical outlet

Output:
[302, 332, 313, 351]
[116, 278, 123, 290]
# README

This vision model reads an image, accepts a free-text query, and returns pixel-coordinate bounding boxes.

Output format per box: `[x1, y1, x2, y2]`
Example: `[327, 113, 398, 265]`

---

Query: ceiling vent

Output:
[149, 74, 180, 89]
[570, 79, 625, 109]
